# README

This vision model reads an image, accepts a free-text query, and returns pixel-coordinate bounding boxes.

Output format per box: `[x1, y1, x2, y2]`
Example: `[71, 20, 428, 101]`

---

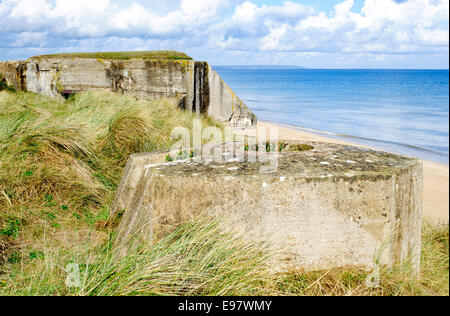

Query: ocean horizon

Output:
[215, 67, 449, 165]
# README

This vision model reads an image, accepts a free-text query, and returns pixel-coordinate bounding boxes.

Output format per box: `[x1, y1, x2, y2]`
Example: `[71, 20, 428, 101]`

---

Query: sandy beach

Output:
[245, 121, 449, 223]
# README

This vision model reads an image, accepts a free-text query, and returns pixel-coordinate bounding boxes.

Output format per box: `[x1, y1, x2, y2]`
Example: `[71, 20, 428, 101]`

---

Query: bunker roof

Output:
[32, 50, 192, 61]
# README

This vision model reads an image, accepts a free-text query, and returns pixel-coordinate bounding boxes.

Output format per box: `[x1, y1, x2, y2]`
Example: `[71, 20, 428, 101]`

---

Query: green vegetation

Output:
[0, 90, 448, 296]
[0, 219, 21, 239]
[165, 149, 198, 162]
[281, 142, 314, 152]
[0, 74, 15, 93]
[244, 142, 314, 152]
[244, 142, 276, 152]
[0, 219, 272, 296]
[0, 217, 448, 296]
[33, 51, 192, 61]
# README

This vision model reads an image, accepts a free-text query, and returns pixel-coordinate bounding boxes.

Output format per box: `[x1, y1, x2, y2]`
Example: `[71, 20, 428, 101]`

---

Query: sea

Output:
[214, 67, 449, 165]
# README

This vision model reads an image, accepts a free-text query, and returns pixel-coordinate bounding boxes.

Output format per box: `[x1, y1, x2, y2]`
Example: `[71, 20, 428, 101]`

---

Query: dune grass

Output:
[0, 90, 218, 267]
[0, 90, 448, 296]
[0, 219, 274, 296]
[33, 51, 192, 61]
[0, 218, 447, 296]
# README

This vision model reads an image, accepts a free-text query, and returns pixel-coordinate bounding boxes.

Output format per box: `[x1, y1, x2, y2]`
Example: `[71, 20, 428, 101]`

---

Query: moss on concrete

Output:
[244, 142, 314, 153]
[33, 51, 193, 61]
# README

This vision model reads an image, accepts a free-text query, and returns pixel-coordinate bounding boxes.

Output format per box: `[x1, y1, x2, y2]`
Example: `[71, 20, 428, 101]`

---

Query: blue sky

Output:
[0, 0, 448, 68]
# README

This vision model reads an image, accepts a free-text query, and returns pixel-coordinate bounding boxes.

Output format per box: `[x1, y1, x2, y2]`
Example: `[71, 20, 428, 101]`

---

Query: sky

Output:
[0, 0, 448, 68]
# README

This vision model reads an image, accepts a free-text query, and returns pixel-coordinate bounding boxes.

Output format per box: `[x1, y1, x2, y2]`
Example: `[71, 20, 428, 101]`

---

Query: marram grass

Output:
[0, 90, 448, 296]
[32, 51, 192, 61]
[0, 219, 274, 296]
[0, 89, 219, 267]
[0, 219, 448, 296]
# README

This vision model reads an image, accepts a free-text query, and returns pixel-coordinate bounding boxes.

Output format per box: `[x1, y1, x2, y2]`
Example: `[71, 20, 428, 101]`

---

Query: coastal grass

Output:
[0, 219, 273, 296]
[0, 90, 448, 296]
[0, 219, 448, 296]
[0, 90, 219, 270]
[33, 51, 192, 61]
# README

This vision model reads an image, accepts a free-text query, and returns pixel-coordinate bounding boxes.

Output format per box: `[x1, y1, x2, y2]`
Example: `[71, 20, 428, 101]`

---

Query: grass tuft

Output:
[0, 219, 272, 296]
[0, 220, 447, 296]
[81, 219, 272, 296]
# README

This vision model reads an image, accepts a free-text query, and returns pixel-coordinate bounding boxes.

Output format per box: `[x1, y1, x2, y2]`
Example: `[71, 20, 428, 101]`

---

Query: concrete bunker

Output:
[111, 141, 423, 273]
[0, 53, 257, 128]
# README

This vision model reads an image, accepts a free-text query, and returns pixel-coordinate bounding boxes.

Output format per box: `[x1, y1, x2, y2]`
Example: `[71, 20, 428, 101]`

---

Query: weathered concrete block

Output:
[112, 141, 423, 273]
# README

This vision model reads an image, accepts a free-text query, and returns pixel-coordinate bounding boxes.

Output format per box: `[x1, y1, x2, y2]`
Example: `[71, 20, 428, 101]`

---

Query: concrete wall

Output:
[0, 57, 256, 128]
[23, 57, 195, 101]
[208, 67, 257, 127]
[0, 61, 25, 91]
[110, 141, 423, 274]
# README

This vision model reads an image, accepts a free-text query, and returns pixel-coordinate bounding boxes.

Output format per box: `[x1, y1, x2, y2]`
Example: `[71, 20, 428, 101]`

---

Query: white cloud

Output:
[221, 0, 449, 56]
[0, 0, 228, 37]
[181, 0, 227, 21]
[233, 1, 312, 22]
[261, 23, 289, 51]
[233, 1, 258, 22]
[0, 0, 448, 68]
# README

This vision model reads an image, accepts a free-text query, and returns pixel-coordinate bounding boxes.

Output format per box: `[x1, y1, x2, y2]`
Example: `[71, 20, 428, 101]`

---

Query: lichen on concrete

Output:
[146, 141, 420, 181]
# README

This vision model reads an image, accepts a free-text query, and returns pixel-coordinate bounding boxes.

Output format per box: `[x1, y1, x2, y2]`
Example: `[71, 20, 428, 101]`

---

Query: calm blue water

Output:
[215, 68, 449, 165]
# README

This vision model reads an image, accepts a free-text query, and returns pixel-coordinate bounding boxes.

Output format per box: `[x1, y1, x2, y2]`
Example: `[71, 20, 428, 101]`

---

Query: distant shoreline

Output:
[213, 66, 449, 71]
